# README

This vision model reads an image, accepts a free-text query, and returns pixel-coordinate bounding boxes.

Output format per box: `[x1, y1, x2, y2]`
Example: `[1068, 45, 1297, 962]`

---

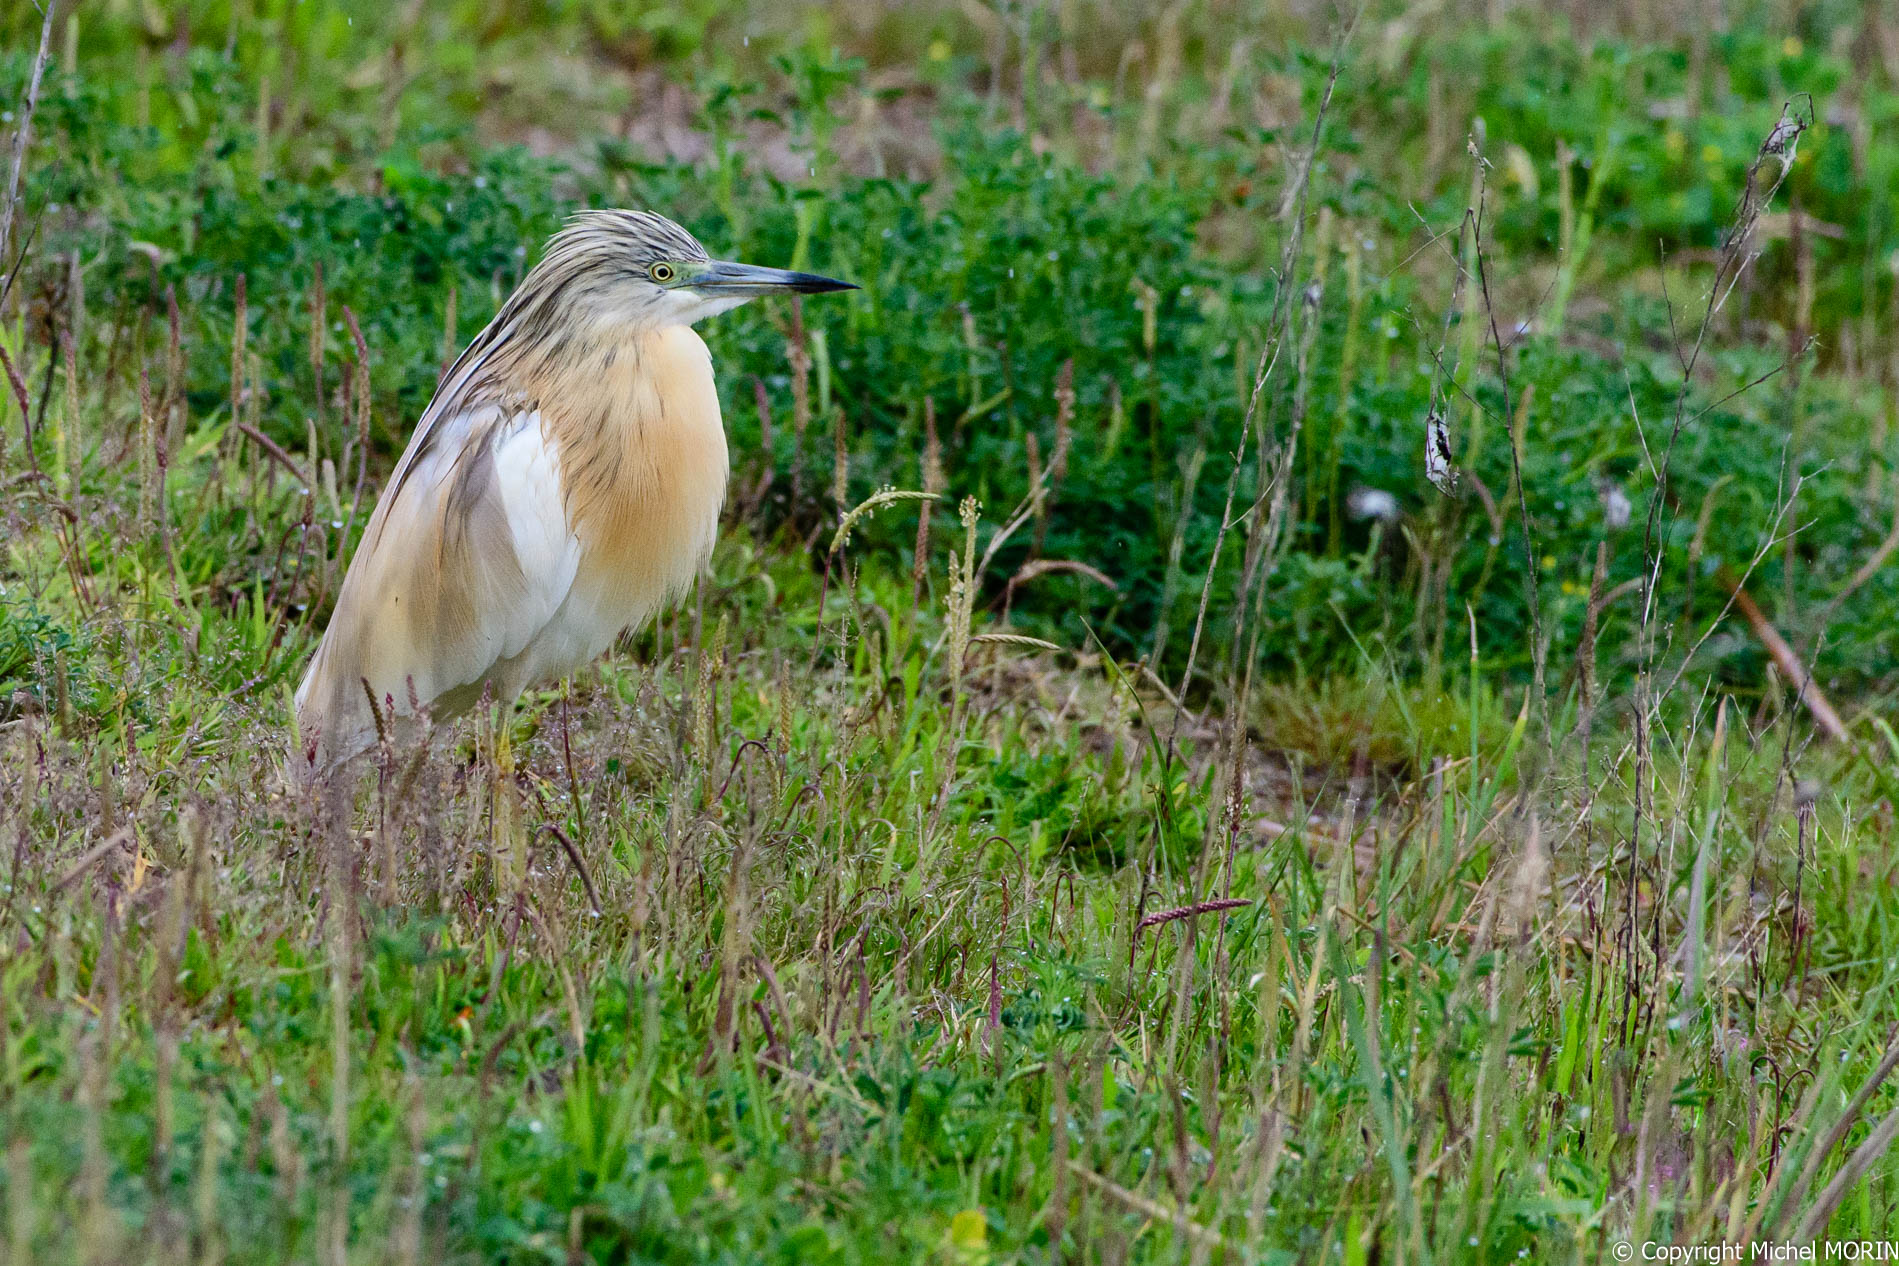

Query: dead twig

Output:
[1135, 898, 1253, 948]
[50, 828, 137, 894]
[1003, 558, 1118, 612]
[1063, 1160, 1228, 1250]
[1716, 567, 1848, 743]
[235, 422, 314, 488]
[340, 305, 373, 550]
[1771, 1031, 1899, 1238]
[0, 340, 39, 474]
[537, 823, 601, 917]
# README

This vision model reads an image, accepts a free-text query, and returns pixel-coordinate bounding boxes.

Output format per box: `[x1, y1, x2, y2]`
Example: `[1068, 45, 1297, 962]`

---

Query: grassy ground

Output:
[3, 1, 1899, 1262]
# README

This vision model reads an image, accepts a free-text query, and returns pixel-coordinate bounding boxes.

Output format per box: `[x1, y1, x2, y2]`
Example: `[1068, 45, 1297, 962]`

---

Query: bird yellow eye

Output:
[649, 262, 675, 283]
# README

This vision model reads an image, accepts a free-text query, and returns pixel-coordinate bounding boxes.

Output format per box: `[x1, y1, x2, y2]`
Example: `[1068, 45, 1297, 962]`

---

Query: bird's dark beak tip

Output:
[796, 275, 858, 295]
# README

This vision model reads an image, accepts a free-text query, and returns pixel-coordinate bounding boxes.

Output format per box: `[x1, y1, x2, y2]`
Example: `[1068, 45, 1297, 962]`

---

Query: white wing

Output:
[294, 400, 579, 770]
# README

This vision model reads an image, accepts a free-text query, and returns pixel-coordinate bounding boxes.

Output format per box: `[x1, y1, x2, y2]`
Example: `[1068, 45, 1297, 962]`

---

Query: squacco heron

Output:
[293, 210, 854, 777]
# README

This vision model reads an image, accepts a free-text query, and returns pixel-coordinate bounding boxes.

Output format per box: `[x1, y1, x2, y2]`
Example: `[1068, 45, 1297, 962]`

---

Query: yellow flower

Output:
[1701, 144, 1724, 165]
[1781, 36, 1803, 57]
[928, 39, 952, 62]
[947, 1209, 990, 1265]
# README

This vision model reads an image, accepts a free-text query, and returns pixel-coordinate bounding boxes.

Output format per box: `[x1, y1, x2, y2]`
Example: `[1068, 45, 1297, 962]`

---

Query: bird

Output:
[292, 210, 855, 779]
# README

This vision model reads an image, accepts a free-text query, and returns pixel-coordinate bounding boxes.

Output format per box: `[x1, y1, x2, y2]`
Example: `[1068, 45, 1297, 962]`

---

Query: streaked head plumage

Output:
[516, 209, 855, 333]
[549, 210, 712, 277]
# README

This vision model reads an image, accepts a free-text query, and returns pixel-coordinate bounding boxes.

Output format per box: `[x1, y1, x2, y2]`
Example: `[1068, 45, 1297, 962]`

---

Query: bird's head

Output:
[533, 209, 856, 331]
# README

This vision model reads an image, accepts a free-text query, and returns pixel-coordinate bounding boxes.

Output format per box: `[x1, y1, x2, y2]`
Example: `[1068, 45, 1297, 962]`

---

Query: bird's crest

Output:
[552, 210, 710, 266]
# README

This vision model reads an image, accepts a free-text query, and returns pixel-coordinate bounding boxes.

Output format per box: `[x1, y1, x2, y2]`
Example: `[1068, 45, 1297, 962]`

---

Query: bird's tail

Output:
[289, 651, 379, 784]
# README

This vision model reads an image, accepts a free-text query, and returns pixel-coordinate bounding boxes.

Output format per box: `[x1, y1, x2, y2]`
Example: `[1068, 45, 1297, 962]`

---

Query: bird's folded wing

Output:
[295, 399, 579, 764]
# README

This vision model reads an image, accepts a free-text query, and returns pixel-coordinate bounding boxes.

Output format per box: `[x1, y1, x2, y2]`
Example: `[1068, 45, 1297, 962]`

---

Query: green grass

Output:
[3, 0, 1899, 1261]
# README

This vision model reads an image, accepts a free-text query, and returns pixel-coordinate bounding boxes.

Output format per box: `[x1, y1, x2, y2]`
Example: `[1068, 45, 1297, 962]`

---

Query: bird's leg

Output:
[490, 704, 525, 894]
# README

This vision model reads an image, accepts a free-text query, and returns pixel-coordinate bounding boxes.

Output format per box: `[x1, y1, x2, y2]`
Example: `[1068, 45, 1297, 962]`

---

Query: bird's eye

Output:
[649, 262, 675, 283]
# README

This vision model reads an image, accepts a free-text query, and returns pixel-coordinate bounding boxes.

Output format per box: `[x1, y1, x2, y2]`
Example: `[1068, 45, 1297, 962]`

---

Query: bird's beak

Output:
[691, 260, 858, 296]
